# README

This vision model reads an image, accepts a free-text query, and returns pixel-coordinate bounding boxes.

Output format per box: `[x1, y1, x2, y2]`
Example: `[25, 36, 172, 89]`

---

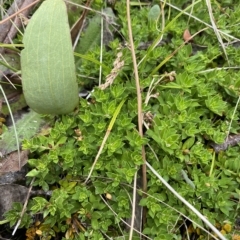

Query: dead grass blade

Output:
[145, 158, 227, 240]
[84, 99, 126, 184]
[0, 0, 40, 26]
[12, 178, 35, 235]
[205, 0, 229, 64]
[126, 0, 147, 238]
[100, 195, 152, 240]
[0, 85, 21, 170]
[70, 0, 92, 45]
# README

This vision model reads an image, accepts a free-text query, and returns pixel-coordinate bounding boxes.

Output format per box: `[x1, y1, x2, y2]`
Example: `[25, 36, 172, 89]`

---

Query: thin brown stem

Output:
[0, 0, 40, 25]
[126, 0, 147, 238]
[70, 0, 92, 44]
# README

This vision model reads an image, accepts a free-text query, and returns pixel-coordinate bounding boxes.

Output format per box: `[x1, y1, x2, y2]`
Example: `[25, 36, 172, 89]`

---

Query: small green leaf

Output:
[182, 137, 195, 150]
[176, 72, 196, 89]
[205, 95, 227, 116]
[148, 5, 161, 22]
[31, 197, 48, 213]
[91, 218, 99, 230]
[26, 169, 40, 177]
[110, 85, 126, 99]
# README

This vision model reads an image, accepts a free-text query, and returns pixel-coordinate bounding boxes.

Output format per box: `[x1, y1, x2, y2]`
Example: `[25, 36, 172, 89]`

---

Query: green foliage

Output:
[4, 203, 32, 228]
[3, 0, 240, 239]
[17, 86, 142, 238]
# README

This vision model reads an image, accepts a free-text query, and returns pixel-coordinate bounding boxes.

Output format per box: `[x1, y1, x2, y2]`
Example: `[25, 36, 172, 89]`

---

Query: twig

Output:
[0, 0, 40, 25]
[126, 1, 147, 238]
[70, 0, 92, 45]
[12, 178, 35, 235]
[0, 0, 36, 43]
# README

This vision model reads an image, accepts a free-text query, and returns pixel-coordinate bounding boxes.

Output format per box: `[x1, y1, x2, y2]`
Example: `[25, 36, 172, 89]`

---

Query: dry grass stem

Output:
[99, 51, 124, 90]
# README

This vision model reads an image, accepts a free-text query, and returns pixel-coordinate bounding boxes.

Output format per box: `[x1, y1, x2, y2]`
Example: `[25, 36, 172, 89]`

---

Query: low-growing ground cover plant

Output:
[1, 0, 240, 239]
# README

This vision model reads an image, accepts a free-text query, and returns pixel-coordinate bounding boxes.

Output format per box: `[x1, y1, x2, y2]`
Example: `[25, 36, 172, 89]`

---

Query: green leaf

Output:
[176, 72, 196, 89]
[91, 218, 99, 230]
[75, 8, 115, 56]
[21, 0, 78, 114]
[31, 197, 48, 213]
[147, 126, 180, 155]
[75, 15, 101, 56]
[182, 137, 195, 150]
[26, 169, 40, 177]
[205, 95, 227, 116]
[0, 110, 45, 156]
[148, 5, 161, 22]
[110, 84, 126, 99]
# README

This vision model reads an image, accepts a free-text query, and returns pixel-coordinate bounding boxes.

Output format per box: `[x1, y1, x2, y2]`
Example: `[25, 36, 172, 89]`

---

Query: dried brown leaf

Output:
[0, 150, 29, 173]
[183, 29, 192, 42]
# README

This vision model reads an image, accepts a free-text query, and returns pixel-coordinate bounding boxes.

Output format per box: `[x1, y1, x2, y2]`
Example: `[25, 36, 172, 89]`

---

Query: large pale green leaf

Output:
[21, 0, 78, 114]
